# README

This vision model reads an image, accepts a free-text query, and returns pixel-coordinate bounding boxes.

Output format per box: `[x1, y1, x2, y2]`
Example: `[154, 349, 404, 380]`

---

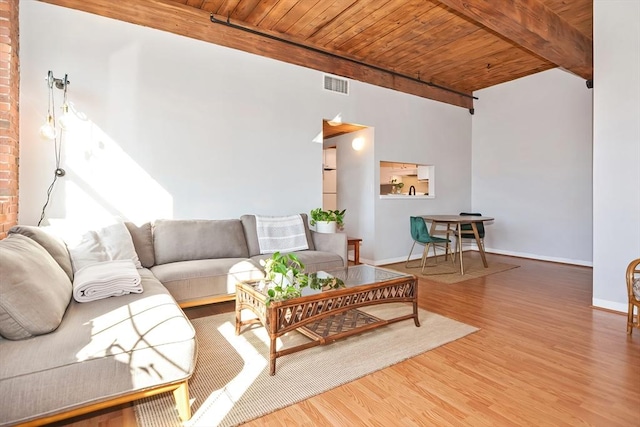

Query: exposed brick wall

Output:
[0, 0, 19, 239]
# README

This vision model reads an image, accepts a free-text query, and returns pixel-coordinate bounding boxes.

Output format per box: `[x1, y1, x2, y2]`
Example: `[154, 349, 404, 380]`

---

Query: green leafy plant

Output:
[258, 252, 346, 306]
[390, 178, 404, 193]
[306, 273, 345, 291]
[260, 252, 305, 306]
[260, 252, 345, 306]
[309, 208, 346, 228]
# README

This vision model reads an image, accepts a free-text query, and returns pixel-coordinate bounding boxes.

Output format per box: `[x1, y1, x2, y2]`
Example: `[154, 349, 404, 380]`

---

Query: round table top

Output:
[421, 215, 494, 223]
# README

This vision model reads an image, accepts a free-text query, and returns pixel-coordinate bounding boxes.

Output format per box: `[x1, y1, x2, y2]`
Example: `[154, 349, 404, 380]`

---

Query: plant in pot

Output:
[259, 252, 347, 305]
[390, 178, 404, 194]
[309, 208, 346, 233]
[260, 251, 306, 306]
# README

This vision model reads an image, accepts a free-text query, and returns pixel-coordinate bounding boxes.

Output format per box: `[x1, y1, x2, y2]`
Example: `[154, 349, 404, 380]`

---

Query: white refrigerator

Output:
[323, 169, 337, 211]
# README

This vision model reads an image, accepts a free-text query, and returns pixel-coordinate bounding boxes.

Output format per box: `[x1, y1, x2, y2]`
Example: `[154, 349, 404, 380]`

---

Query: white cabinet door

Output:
[418, 165, 431, 180]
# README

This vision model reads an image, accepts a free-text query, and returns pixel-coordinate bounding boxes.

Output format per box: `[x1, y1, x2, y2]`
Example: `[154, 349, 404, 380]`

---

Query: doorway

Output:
[321, 119, 368, 211]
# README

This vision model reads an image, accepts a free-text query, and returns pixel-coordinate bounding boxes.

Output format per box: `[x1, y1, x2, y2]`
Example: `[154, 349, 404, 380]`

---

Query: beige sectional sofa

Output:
[0, 214, 347, 426]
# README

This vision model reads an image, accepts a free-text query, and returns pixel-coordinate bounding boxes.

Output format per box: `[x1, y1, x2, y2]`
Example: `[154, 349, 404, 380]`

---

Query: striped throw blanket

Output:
[256, 214, 309, 254]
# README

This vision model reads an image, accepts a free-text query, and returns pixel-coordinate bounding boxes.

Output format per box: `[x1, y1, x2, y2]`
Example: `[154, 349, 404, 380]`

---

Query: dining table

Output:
[421, 214, 494, 275]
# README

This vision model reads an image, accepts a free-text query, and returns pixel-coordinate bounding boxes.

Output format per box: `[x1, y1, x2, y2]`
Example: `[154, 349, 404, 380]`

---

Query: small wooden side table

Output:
[347, 237, 362, 265]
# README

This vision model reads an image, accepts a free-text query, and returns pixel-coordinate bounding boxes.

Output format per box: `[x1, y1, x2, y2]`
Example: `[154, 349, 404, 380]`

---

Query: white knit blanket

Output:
[73, 259, 142, 303]
[255, 214, 309, 254]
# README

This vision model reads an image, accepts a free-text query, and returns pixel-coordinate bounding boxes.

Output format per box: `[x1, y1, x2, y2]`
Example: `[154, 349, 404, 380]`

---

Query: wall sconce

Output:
[38, 70, 70, 226]
[39, 71, 70, 139]
[352, 137, 364, 151]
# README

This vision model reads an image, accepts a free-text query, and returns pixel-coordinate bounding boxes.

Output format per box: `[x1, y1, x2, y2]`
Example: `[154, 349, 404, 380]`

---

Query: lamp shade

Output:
[352, 137, 364, 151]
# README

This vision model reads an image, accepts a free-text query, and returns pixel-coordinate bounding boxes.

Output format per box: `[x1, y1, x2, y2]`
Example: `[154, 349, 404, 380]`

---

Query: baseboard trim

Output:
[592, 298, 626, 314]
[481, 247, 592, 267]
[370, 245, 592, 268]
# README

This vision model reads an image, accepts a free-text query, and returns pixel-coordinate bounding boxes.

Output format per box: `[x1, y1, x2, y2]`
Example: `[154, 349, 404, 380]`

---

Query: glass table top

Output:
[298, 264, 413, 296]
[244, 264, 414, 299]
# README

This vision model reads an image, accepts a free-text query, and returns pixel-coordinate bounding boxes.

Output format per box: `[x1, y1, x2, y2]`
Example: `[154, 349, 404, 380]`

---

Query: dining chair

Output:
[406, 216, 453, 273]
[626, 258, 640, 335]
[452, 212, 485, 261]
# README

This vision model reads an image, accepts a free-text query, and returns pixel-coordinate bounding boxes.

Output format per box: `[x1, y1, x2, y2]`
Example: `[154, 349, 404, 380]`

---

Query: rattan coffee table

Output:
[235, 264, 419, 375]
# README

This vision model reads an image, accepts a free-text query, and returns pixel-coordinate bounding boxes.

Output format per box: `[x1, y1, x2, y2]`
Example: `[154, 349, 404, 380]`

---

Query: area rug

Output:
[134, 304, 478, 427]
[383, 255, 519, 284]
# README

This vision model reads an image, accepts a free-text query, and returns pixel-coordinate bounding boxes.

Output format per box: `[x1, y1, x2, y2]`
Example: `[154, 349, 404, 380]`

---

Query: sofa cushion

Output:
[151, 258, 263, 304]
[153, 219, 249, 265]
[8, 225, 73, 281]
[0, 269, 196, 425]
[125, 222, 155, 268]
[0, 234, 72, 340]
[241, 213, 315, 257]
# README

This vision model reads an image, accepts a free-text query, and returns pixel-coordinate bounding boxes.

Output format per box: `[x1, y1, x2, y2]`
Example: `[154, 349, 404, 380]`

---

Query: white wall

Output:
[329, 91, 472, 266]
[592, 0, 640, 311]
[19, 1, 472, 264]
[324, 128, 376, 261]
[472, 68, 594, 266]
[373, 90, 472, 264]
[20, 1, 326, 226]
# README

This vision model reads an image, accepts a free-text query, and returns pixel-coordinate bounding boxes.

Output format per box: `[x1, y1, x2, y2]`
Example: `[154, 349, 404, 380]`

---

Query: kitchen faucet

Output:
[409, 185, 416, 195]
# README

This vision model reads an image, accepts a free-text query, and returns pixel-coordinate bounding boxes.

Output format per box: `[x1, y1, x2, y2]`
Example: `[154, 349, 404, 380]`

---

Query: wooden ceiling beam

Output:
[37, 0, 474, 109]
[436, 0, 593, 80]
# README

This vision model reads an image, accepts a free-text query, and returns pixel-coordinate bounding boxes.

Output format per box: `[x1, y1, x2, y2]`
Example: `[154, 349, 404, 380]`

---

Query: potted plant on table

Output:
[259, 251, 346, 305]
[309, 208, 346, 233]
[260, 251, 306, 306]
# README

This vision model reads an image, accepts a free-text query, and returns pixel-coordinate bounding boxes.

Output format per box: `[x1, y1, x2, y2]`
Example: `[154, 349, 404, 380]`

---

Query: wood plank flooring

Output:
[57, 253, 640, 426]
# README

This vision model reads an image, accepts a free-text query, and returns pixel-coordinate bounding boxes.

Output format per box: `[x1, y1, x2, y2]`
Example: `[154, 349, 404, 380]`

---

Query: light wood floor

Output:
[58, 253, 640, 426]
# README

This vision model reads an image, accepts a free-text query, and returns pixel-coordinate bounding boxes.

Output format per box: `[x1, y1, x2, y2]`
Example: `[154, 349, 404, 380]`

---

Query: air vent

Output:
[323, 75, 349, 95]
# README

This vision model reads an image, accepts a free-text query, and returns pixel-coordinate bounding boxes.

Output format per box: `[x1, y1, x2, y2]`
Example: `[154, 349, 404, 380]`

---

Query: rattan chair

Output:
[405, 216, 453, 273]
[626, 258, 640, 335]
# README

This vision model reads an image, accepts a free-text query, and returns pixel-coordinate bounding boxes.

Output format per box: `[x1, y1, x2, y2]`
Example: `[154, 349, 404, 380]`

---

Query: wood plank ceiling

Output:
[39, 0, 592, 110]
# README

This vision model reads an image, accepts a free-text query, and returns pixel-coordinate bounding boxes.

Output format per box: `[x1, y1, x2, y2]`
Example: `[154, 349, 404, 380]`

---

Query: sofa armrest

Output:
[310, 231, 348, 267]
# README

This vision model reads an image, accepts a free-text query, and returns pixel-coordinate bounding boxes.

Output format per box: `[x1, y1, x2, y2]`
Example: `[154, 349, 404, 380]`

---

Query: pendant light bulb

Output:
[39, 115, 57, 140]
[58, 103, 72, 131]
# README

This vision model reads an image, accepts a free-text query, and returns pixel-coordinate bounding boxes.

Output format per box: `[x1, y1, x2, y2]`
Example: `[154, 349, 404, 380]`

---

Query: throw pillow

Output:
[62, 221, 143, 273]
[125, 222, 155, 268]
[97, 222, 143, 268]
[0, 234, 72, 340]
[8, 225, 74, 281]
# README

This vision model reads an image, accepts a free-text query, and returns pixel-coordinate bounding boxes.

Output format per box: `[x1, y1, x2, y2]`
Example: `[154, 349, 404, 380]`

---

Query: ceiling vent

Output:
[323, 75, 349, 95]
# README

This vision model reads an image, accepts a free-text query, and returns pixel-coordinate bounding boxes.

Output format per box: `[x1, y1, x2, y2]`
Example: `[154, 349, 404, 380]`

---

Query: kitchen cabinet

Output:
[418, 165, 431, 180]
